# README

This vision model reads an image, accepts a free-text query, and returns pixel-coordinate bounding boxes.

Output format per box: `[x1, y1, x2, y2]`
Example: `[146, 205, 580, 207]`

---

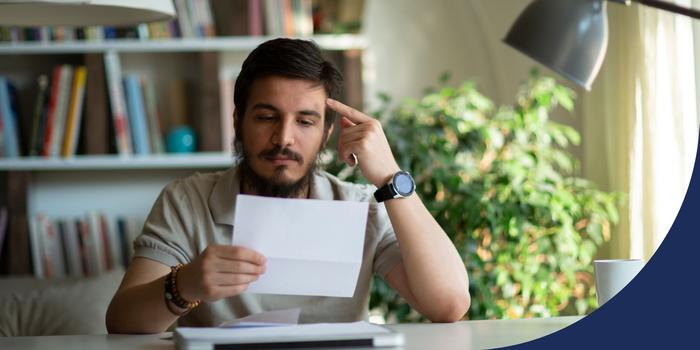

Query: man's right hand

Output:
[177, 245, 267, 303]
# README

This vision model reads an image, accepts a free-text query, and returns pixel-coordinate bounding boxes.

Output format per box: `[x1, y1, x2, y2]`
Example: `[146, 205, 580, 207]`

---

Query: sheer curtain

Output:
[581, 0, 699, 261]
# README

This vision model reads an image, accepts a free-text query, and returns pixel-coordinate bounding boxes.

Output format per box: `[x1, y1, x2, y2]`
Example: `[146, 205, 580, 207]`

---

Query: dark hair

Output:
[233, 38, 344, 151]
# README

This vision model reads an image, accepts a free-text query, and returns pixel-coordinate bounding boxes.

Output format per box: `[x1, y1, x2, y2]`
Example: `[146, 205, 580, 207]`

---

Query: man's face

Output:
[236, 76, 331, 194]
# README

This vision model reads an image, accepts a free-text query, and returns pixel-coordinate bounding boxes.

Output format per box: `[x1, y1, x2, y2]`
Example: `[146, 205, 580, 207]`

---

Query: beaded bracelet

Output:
[164, 264, 201, 312]
[163, 293, 187, 317]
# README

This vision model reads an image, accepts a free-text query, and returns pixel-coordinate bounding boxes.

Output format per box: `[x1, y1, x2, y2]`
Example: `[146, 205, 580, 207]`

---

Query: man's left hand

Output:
[327, 98, 400, 188]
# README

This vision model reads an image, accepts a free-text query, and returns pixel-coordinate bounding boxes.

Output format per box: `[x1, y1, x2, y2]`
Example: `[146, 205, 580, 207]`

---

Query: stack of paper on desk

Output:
[219, 308, 301, 328]
[174, 321, 404, 349]
[232, 195, 369, 297]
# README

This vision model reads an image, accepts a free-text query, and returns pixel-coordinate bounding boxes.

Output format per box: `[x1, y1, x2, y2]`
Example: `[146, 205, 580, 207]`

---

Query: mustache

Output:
[259, 146, 303, 164]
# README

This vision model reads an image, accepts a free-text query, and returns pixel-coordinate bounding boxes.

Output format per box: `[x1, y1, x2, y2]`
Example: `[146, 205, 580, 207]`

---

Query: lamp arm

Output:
[612, 0, 700, 20]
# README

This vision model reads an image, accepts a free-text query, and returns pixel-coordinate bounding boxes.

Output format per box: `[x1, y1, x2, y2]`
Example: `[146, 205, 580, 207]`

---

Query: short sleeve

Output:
[371, 204, 402, 279]
[132, 180, 197, 267]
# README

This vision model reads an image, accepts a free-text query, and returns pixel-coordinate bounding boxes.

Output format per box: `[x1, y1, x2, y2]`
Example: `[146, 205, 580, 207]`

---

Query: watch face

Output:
[393, 172, 415, 196]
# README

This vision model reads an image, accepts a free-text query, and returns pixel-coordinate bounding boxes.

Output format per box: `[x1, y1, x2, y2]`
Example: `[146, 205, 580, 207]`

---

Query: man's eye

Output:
[257, 115, 275, 121]
[298, 119, 315, 126]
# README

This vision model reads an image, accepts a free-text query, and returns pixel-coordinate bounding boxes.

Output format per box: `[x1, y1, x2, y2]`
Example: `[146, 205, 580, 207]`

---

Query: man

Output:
[106, 38, 469, 334]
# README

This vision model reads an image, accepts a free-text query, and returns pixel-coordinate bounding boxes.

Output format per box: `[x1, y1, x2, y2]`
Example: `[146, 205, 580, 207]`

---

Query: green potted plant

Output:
[324, 71, 622, 321]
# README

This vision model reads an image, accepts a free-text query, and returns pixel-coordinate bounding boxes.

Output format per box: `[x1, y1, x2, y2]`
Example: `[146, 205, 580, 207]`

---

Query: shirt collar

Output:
[210, 166, 335, 226]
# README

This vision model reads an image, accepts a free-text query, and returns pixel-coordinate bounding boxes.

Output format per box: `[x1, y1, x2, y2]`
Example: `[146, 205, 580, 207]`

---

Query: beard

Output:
[239, 144, 319, 198]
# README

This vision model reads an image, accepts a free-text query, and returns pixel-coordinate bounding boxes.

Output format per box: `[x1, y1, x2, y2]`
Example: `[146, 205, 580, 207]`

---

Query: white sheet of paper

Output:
[232, 194, 369, 297]
[219, 308, 301, 328]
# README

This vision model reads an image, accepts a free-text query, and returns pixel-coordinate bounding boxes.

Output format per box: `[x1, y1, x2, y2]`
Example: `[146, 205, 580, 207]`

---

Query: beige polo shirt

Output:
[132, 165, 402, 326]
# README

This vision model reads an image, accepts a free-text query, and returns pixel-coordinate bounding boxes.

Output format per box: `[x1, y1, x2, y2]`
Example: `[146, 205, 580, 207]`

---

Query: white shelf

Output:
[0, 35, 367, 54]
[0, 152, 234, 170]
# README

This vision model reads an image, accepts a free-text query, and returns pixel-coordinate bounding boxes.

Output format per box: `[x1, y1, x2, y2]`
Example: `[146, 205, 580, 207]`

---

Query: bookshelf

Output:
[0, 153, 233, 171]
[0, 7, 367, 276]
[0, 35, 367, 54]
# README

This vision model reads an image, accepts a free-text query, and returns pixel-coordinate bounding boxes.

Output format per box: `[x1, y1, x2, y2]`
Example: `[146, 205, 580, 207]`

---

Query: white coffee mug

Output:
[594, 259, 644, 306]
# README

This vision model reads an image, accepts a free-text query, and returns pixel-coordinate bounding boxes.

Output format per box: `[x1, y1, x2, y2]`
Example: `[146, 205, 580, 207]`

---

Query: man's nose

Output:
[272, 118, 295, 147]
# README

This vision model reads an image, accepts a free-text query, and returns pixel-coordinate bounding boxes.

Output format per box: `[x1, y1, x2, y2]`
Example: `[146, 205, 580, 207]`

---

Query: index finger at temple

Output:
[326, 98, 372, 124]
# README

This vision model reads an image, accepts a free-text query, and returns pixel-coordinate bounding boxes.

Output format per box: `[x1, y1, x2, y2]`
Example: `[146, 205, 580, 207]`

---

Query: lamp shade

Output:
[0, 0, 175, 26]
[503, 0, 609, 90]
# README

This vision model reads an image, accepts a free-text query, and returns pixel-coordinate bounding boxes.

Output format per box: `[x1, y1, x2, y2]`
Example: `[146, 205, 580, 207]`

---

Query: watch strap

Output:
[373, 183, 397, 202]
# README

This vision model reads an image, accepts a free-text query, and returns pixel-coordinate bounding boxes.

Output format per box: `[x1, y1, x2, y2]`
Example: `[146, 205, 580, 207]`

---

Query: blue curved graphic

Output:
[506, 130, 700, 349]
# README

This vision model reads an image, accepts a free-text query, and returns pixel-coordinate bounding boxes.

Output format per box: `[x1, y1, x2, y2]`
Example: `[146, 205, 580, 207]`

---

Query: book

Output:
[62, 65, 87, 157]
[148, 21, 172, 39]
[195, 52, 221, 152]
[84, 53, 109, 155]
[29, 74, 50, 156]
[85, 26, 105, 41]
[187, 0, 202, 37]
[104, 51, 133, 155]
[143, 78, 165, 154]
[249, 0, 263, 36]
[0, 207, 7, 262]
[116, 217, 130, 267]
[56, 220, 74, 276]
[47, 65, 74, 157]
[28, 215, 45, 278]
[41, 66, 62, 157]
[40, 215, 67, 278]
[174, 0, 196, 38]
[42, 65, 73, 157]
[0, 76, 20, 157]
[123, 74, 151, 155]
[197, 0, 216, 37]
[211, 0, 249, 36]
[0, 102, 4, 157]
[264, 0, 283, 36]
[76, 218, 91, 275]
[59, 219, 83, 277]
[104, 214, 122, 270]
[85, 211, 105, 275]
[99, 213, 113, 271]
[39, 26, 50, 43]
[103, 26, 117, 39]
[282, 0, 294, 37]
[136, 23, 150, 40]
[296, 0, 313, 36]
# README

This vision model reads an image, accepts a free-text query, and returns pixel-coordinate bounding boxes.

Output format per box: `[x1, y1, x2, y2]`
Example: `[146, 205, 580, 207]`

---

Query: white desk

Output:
[0, 316, 582, 349]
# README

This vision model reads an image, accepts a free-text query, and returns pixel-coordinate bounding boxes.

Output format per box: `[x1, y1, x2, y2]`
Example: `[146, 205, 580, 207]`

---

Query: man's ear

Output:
[233, 108, 239, 126]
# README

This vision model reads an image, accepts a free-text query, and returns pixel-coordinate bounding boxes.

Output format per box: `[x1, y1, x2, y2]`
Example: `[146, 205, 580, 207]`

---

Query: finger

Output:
[214, 284, 250, 298]
[216, 260, 266, 275]
[214, 245, 266, 265]
[340, 140, 370, 160]
[339, 127, 367, 143]
[327, 98, 372, 124]
[340, 116, 356, 128]
[214, 272, 260, 286]
[337, 142, 355, 167]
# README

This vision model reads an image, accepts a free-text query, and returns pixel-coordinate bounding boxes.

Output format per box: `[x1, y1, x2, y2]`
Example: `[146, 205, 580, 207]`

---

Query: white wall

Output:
[364, 0, 529, 107]
[363, 0, 584, 159]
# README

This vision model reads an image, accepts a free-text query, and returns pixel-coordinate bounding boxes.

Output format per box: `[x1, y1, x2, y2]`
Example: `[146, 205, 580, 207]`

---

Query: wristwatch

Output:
[373, 170, 416, 202]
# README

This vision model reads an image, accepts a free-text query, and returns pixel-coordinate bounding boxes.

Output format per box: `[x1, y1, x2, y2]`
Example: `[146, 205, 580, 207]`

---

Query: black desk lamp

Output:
[504, 0, 700, 90]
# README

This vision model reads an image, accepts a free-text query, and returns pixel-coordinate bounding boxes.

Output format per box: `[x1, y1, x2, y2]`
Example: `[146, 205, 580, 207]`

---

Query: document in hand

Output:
[174, 321, 404, 350]
[232, 195, 369, 297]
